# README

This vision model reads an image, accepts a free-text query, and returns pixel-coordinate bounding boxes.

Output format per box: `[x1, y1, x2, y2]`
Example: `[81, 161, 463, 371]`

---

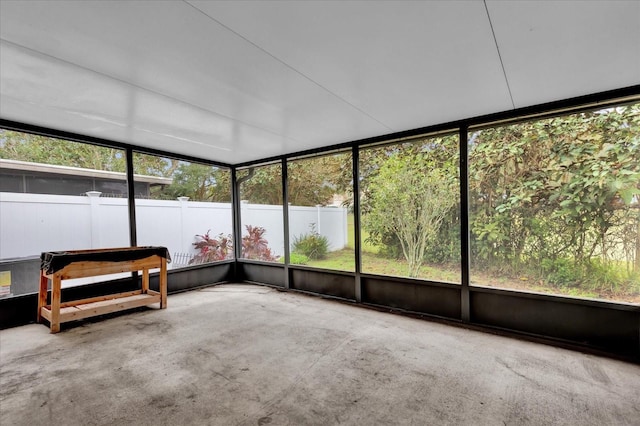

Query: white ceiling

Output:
[0, 0, 638, 165]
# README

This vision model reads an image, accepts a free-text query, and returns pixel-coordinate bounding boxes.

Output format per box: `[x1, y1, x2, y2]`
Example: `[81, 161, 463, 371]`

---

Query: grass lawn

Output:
[306, 248, 460, 283]
[299, 215, 640, 304]
[307, 249, 640, 302]
[307, 214, 458, 282]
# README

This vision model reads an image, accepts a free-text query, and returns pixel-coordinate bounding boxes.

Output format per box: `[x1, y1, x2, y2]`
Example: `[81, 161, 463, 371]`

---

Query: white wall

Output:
[288, 205, 348, 251]
[0, 192, 128, 259]
[0, 193, 347, 263]
[240, 202, 285, 256]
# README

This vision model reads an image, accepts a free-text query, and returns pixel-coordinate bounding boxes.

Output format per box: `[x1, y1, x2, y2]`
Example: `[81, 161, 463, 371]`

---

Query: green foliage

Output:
[540, 258, 581, 287]
[357, 104, 639, 300]
[582, 259, 637, 295]
[133, 153, 231, 202]
[0, 129, 128, 171]
[287, 154, 349, 206]
[162, 163, 231, 202]
[368, 232, 403, 259]
[423, 213, 461, 265]
[239, 152, 351, 207]
[237, 165, 283, 205]
[0, 131, 233, 202]
[280, 252, 310, 265]
[538, 257, 638, 298]
[363, 135, 459, 277]
[468, 104, 640, 299]
[292, 224, 329, 260]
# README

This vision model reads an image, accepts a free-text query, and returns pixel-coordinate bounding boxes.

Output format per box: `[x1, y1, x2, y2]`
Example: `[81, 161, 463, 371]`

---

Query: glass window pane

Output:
[0, 129, 129, 297]
[469, 103, 640, 304]
[287, 152, 354, 271]
[133, 153, 233, 269]
[360, 134, 461, 282]
[238, 163, 283, 262]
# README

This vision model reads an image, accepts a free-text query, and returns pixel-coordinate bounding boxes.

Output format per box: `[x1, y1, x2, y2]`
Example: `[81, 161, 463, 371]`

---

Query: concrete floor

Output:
[1, 284, 639, 426]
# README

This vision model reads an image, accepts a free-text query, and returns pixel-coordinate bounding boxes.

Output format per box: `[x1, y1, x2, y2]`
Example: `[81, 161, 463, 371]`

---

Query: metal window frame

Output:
[2, 84, 640, 360]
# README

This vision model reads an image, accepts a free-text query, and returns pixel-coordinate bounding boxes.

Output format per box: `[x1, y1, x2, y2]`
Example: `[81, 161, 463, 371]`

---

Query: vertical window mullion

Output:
[460, 127, 470, 322]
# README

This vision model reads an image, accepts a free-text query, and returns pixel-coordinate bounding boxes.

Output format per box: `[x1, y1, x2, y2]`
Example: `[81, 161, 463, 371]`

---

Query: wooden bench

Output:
[37, 247, 169, 333]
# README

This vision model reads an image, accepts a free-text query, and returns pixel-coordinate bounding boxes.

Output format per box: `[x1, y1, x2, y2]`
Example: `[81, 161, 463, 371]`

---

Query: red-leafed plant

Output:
[242, 225, 277, 261]
[191, 230, 233, 264]
[191, 225, 277, 264]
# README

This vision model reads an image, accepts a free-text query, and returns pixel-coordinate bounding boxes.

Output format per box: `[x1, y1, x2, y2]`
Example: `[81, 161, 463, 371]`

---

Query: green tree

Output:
[288, 154, 347, 206]
[0, 130, 126, 171]
[0, 129, 172, 177]
[239, 153, 350, 206]
[360, 135, 460, 265]
[0, 131, 232, 201]
[162, 163, 231, 202]
[364, 150, 457, 277]
[469, 103, 640, 294]
[238, 164, 283, 205]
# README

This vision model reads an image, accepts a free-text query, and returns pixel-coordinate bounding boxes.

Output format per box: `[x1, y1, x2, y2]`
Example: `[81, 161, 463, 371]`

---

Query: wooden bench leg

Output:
[50, 274, 62, 333]
[37, 270, 48, 323]
[160, 258, 167, 309]
[142, 268, 149, 294]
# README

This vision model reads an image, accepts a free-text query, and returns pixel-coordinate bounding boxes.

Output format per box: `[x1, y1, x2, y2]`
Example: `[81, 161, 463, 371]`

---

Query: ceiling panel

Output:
[487, 0, 640, 108]
[190, 0, 513, 132]
[0, 41, 286, 162]
[0, 0, 389, 163]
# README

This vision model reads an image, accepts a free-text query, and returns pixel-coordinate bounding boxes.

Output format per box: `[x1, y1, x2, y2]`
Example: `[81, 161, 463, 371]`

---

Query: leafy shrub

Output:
[583, 259, 635, 295]
[292, 224, 329, 260]
[366, 231, 403, 259]
[423, 214, 461, 264]
[540, 258, 581, 287]
[242, 225, 277, 261]
[192, 225, 278, 263]
[191, 231, 233, 264]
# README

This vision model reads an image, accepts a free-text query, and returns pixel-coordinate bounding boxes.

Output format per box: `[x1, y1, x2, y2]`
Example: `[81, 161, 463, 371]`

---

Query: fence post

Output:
[316, 205, 322, 235]
[86, 191, 102, 249]
[343, 208, 348, 249]
[178, 197, 189, 254]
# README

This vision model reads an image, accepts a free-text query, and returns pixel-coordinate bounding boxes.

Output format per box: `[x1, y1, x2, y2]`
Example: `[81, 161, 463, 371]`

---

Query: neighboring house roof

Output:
[0, 158, 173, 185]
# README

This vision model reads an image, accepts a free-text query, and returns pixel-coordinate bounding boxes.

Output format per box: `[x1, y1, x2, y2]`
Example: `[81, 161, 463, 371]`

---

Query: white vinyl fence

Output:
[0, 192, 348, 266]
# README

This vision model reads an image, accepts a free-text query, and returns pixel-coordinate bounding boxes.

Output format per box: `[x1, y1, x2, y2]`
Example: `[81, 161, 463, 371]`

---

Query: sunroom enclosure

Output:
[1, 86, 639, 360]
